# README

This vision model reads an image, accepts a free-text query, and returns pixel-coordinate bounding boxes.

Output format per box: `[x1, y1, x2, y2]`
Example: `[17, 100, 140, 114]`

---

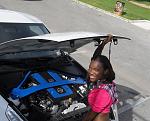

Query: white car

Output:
[0, 9, 50, 42]
[0, 32, 130, 121]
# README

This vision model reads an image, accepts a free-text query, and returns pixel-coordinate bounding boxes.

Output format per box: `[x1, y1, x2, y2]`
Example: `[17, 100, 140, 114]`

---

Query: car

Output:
[0, 9, 50, 43]
[0, 32, 130, 121]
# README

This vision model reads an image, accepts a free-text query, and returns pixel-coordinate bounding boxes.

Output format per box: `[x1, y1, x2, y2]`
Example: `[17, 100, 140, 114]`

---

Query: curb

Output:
[131, 20, 150, 23]
[73, 0, 131, 23]
[73, 0, 150, 30]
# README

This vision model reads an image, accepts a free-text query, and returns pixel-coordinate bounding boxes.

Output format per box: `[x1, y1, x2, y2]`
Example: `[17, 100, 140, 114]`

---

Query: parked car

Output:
[0, 32, 130, 121]
[0, 9, 50, 43]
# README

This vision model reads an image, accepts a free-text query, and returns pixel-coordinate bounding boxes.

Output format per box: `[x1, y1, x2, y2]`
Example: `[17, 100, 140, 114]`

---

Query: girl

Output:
[82, 34, 118, 121]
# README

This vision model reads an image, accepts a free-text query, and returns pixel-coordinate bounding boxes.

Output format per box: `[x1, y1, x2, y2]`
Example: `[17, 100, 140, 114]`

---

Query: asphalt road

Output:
[0, 0, 150, 121]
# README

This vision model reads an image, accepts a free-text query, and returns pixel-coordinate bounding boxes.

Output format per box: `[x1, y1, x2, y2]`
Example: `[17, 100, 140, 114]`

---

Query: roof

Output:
[0, 9, 43, 23]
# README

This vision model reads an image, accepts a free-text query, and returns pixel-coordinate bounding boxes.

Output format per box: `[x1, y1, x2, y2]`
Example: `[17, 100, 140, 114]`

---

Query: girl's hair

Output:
[91, 55, 115, 83]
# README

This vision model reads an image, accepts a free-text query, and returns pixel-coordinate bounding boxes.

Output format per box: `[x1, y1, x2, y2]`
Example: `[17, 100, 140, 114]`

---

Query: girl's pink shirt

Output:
[88, 87, 113, 113]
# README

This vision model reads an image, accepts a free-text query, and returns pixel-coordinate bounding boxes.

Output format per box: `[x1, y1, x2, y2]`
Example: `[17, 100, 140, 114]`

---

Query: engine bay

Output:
[0, 52, 90, 121]
[8, 70, 88, 121]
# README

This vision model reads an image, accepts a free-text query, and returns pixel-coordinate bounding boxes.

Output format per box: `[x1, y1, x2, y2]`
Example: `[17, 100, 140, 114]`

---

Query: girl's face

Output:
[88, 60, 104, 82]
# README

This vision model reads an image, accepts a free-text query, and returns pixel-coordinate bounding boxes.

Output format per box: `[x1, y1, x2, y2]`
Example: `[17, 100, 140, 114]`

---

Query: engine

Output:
[9, 70, 89, 121]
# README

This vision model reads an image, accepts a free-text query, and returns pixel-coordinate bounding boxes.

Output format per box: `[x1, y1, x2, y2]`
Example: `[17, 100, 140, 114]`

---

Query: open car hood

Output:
[0, 32, 131, 55]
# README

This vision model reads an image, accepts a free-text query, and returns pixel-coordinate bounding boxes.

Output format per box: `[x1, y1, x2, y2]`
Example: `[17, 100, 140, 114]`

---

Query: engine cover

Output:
[11, 70, 86, 99]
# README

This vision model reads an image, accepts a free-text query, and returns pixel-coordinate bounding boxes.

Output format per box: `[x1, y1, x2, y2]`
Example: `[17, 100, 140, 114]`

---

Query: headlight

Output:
[5, 105, 23, 121]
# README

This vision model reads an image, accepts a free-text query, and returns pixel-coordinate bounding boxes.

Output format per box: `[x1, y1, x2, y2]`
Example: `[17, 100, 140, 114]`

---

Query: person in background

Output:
[82, 34, 118, 121]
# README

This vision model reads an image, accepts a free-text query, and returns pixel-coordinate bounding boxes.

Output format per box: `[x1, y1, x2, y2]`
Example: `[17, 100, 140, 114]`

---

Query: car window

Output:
[0, 23, 50, 42]
[29, 25, 48, 35]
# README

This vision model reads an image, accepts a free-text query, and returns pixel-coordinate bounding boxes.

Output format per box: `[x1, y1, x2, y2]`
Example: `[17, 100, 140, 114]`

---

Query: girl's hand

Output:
[92, 34, 113, 58]
[103, 34, 113, 45]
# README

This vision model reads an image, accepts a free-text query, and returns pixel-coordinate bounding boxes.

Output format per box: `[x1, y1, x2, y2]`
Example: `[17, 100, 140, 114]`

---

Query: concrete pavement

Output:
[0, 0, 150, 121]
[71, 1, 150, 121]
[74, 0, 150, 31]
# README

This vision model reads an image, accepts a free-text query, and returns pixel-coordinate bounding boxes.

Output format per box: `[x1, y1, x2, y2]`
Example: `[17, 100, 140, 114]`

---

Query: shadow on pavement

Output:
[66, 84, 141, 121]
[117, 84, 140, 121]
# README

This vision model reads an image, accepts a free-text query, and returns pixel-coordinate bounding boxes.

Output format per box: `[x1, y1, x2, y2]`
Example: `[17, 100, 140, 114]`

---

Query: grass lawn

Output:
[79, 0, 150, 20]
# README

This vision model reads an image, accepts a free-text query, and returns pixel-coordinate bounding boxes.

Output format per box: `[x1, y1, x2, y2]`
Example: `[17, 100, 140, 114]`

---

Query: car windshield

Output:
[0, 23, 50, 42]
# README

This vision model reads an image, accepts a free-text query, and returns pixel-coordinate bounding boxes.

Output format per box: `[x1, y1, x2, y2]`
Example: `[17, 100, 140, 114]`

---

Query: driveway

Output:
[0, 0, 150, 120]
